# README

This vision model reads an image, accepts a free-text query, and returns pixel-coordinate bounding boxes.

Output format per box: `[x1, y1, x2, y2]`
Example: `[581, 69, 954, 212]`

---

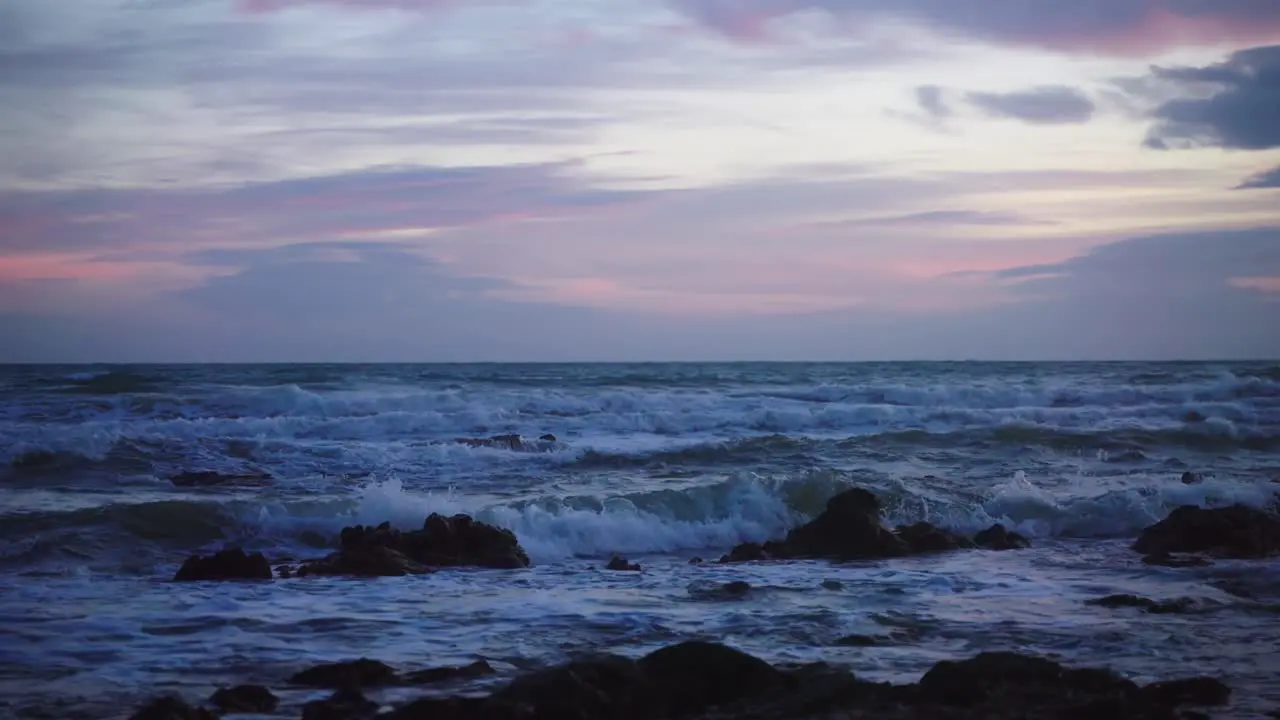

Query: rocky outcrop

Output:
[133, 642, 1233, 720]
[173, 548, 272, 582]
[455, 434, 561, 453]
[209, 685, 278, 713]
[973, 523, 1031, 551]
[295, 514, 530, 578]
[606, 555, 642, 571]
[1133, 504, 1280, 559]
[1086, 594, 1195, 614]
[404, 660, 496, 685]
[127, 696, 216, 720]
[292, 658, 398, 689]
[719, 488, 1024, 564]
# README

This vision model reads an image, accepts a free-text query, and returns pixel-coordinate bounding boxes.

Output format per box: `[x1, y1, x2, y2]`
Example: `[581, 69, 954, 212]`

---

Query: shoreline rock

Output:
[136, 641, 1233, 720]
[719, 488, 1030, 564]
[1134, 504, 1280, 559]
[295, 514, 530, 578]
[173, 548, 272, 582]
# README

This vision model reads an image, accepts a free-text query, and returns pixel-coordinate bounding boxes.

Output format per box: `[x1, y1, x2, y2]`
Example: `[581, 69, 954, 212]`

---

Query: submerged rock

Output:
[455, 434, 561, 453]
[606, 555, 642, 571]
[128, 696, 216, 720]
[973, 523, 1031, 551]
[291, 658, 398, 688]
[1086, 594, 1194, 614]
[1142, 552, 1212, 568]
[173, 548, 272, 582]
[301, 688, 379, 720]
[404, 660, 497, 685]
[209, 685, 278, 713]
[1181, 471, 1205, 484]
[1134, 504, 1280, 558]
[169, 470, 271, 488]
[296, 514, 530, 578]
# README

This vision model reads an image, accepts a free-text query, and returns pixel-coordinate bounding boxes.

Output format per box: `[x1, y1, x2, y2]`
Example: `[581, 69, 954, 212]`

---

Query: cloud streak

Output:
[967, 86, 1095, 125]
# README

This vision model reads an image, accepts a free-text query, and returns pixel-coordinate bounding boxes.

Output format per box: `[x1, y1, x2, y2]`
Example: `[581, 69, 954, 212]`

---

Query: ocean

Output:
[2, 361, 1279, 718]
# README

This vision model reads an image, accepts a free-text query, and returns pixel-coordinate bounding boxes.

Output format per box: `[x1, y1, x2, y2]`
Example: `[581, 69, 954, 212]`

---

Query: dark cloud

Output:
[915, 85, 951, 119]
[1237, 165, 1280, 189]
[1143, 45, 1280, 151]
[671, 0, 1280, 54]
[966, 86, 1095, 125]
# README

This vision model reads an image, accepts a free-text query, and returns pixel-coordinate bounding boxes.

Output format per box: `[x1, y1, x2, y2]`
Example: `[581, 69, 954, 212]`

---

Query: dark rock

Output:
[896, 522, 974, 554]
[296, 546, 431, 578]
[834, 634, 881, 647]
[496, 654, 646, 718]
[821, 580, 843, 590]
[719, 542, 770, 563]
[403, 660, 496, 685]
[688, 557, 704, 565]
[1142, 553, 1212, 568]
[721, 580, 752, 596]
[1086, 594, 1194, 614]
[1181, 471, 1204, 485]
[1133, 504, 1280, 558]
[301, 688, 379, 720]
[128, 697, 216, 720]
[455, 434, 559, 453]
[973, 523, 1031, 550]
[1183, 411, 1206, 423]
[638, 640, 784, 716]
[1142, 677, 1231, 706]
[170, 470, 271, 488]
[298, 514, 530, 578]
[382, 696, 517, 720]
[688, 580, 753, 601]
[173, 548, 272, 582]
[606, 555, 641, 571]
[209, 685, 278, 713]
[291, 658, 398, 688]
[783, 489, 910, 561]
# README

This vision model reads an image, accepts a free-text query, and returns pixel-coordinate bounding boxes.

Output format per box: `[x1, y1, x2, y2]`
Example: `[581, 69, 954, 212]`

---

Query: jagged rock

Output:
[301, 688, 379, 720]
[606, 555, 642, 571]
[1134, 504, 1280, 558]
[496, 654, 646, 718]
[173, 548, 272, 582]
[128, 696, 216, 720]
[404, 660, 497, 685]
[973, 524, 1031, 551]
[1086, 594, 1194, 614]
[455, 434, 560, 453]
[297, 514, 530, 578]
[1181, 471, 1205, 484]
[209, 685, 278, 713]
[896, 522, 974, 554]
[291, 658, 398, 688]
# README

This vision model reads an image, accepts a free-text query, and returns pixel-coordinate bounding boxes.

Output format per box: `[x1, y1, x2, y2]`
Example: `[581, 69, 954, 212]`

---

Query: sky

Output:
[1, 0, 1279, 362]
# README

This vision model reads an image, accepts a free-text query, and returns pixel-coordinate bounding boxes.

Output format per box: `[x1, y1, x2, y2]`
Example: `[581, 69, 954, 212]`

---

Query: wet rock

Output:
[721, 580, 752, 596]
[719, 542, 771, 563]
[821, 579, 843, 590]
[170, 470, 272, 488]
[1142, 552, 1212, 568]
[1183, 411, 1206, 423]
[1133, 504, 1280, 558]
[918, 651, 1139, 706]
[298, 514, 530, 578]
[606, 555, 641, 571]
[301, 688, 379, 720]
[783, 489, 910, 560]
[496, 654, 646, 718]
[639, 640, 784, 716]
[973, 523, 1031, 551]
[382, 697, 516, 720]
[209, 685, 278, 713]
[834, 634, 882, 647]
[1141, 677, 1231, 706]
[455, 434, 560, 453]
[291, 658, 398, 688]
[1180, 471, 1204, 485]
[896, 522, 974, 554]
[1086, 594, 1194, 614]
[403, 660, 497, 685]
[296, 546, 432, 578]
[173, 548, 272, 582]
[688, 557, 704, 565]
[128, 696, 216, 720]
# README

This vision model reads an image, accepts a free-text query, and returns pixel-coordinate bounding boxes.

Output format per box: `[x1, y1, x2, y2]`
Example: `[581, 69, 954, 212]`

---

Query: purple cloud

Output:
[967, 86, 1095, 125]
[670, 0, 1280, 54]
[1143, 45, 1280, 151]
[1237, 166, 1280, 189]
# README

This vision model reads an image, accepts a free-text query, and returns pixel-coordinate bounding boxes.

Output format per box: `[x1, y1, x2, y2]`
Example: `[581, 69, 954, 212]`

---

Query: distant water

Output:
[2, 362, 1279, 718]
